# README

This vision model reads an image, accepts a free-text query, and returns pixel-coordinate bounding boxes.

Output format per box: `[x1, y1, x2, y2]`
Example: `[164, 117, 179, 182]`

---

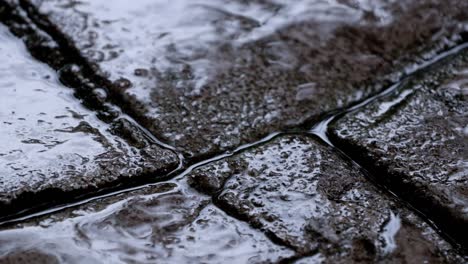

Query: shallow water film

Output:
[0, 0, 467, 263]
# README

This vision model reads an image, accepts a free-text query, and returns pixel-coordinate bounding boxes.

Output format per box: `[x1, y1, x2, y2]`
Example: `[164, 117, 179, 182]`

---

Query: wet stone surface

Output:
[0, 183, 294, 264]
[0, 0, 64, 69]
[188, 135, 464, 262]
[330, 49, 468, 246]
[20, 0, 468, 159]
[0, 25, 178, 217]
[0, 0, 467, 262]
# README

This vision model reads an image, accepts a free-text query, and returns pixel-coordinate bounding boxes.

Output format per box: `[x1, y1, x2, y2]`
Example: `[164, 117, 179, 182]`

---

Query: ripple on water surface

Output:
[0, 183, 294, 263]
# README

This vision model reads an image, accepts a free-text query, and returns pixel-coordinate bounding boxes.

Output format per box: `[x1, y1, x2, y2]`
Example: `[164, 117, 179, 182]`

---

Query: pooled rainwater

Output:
[1, 0, 468, 262]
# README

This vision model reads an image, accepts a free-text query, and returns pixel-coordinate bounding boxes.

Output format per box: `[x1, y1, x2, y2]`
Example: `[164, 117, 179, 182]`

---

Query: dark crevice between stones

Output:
[0, 163, 178, 225]
[327, 131, 468, 254]
[211, 188, 319, 263]
[323, 128, 468, 257]
[320, 46, 468, 253]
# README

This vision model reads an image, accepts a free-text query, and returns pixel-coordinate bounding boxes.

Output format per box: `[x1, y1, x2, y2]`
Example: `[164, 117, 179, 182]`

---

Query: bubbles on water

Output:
[113, 78, 132, 89]
[92, 88, 108, 101]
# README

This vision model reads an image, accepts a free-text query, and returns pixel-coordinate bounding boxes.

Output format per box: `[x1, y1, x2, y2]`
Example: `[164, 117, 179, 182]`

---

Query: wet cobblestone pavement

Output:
[0, 0, 467, 263]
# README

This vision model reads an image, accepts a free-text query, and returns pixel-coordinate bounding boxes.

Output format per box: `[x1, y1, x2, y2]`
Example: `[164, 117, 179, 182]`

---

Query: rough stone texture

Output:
[330, 49, 468, 246]
[0, 24, 178, 218]
[188, 135, 464, 262]
[0, 0, 467, 262]
[18, 0, 468, 159]
[0, 183, 294, 264]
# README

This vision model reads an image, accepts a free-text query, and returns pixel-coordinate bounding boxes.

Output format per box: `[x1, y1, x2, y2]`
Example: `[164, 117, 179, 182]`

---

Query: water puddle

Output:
[1, 38, 467, 228]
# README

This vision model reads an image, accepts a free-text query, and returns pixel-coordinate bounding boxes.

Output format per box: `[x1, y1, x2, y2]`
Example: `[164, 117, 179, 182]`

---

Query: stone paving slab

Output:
[330, 49, 468, 246]
[0, 183, 295, 264]
[0, 24, 178, 218]
[188, 135, 464, 262]
[18, 0, 468, 159]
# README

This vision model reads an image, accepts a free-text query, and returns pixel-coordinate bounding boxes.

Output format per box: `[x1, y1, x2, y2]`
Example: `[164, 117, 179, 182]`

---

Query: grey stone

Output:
[0, 24, 178, 217]
[18, 0, 468, 159]
[188, 135, 464, 262]
[0, 183, 294, 264]
[330, 49, 468, 246]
